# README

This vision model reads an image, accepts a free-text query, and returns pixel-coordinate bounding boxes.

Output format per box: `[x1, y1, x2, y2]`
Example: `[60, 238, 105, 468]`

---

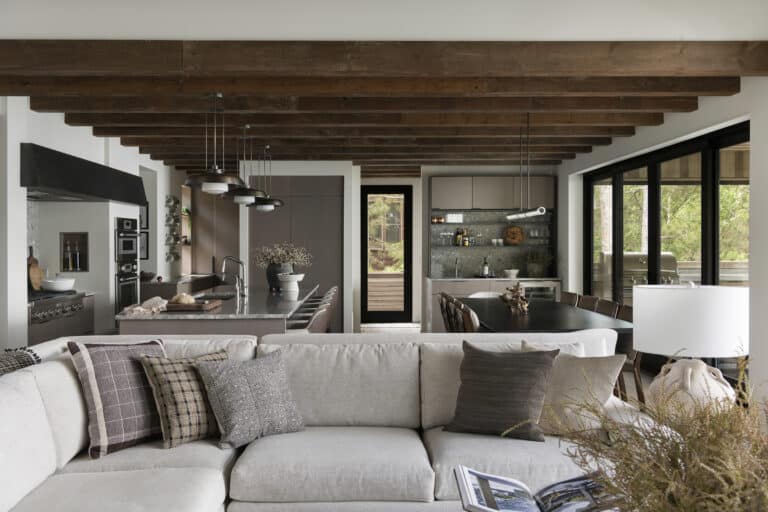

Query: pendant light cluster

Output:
[229, 125, 284, 211]
[506, 113, 547, 222]
[184, 92, 244, 195]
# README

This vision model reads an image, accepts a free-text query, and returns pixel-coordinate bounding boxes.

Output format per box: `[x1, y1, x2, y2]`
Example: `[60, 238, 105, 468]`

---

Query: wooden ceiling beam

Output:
[160, 153, 576, 162]
[0, 76, 741, 97]
[139, 145, 590, 155]
[2, 41, 766, 77]
[97, 126, 634, 137]
[120, 136, 612, 147]
[30, 95, 698, 113]
[353, 159, 563, 166]
[67, 112, 662, 127]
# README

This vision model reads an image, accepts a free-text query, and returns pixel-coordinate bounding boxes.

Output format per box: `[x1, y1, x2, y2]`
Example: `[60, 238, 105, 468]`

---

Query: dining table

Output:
[461, 297, 633, 334]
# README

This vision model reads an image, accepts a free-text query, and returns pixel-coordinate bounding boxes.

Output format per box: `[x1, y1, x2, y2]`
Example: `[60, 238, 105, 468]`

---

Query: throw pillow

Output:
[141, 351, 228, 448]
[197, 349, 304, 449]
[520, 339, 586, 357]
[445, 341, 559, 441]
[0, 348, 41, 375]
[538, 353, 626, 434]
[68, 340, 165, 458]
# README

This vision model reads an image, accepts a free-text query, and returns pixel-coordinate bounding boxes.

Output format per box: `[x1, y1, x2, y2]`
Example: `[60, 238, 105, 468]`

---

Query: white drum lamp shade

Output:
[634, 285, 749, 358]
[201, 181, 229, 195]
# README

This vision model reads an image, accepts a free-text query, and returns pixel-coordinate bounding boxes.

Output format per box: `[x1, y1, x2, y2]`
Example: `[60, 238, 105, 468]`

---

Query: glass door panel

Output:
[661, 152, 702, 285]
[361, 186, 412, 323]
[622, 167, 649, 305]
[592, 177, 613, 300]
[719, 142, 750, 287]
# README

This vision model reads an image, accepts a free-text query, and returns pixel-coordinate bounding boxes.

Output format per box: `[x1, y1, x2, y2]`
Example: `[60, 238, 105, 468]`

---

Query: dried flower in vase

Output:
[501, 283, 528, 314]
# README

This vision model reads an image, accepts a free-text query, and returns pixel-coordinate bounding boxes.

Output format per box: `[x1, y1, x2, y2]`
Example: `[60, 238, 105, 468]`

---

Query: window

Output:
[583, 122, 749, 301]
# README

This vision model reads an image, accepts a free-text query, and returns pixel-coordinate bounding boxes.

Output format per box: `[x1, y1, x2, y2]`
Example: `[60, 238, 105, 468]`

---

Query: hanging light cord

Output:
[527, 112, 531, 210]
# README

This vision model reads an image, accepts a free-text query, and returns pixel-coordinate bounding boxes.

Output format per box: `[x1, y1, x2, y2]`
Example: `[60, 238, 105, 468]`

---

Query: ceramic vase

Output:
[266, 263, 293, 291]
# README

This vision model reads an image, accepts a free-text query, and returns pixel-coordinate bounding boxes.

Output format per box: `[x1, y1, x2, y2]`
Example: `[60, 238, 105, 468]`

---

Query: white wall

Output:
[557, 77, 768, 399]
[0, 97, 176, 344]
[3, 0, 768, 39]
[361, 176, 422, 324]
[239, 161, 361, 332]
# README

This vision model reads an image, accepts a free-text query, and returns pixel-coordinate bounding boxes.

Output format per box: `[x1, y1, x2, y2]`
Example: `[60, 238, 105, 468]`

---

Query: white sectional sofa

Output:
[2, 330, 623, 512]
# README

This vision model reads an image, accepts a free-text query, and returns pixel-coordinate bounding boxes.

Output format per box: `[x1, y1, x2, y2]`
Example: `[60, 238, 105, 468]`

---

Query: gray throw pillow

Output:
[197, 350, 304, 449]
[445, 341, 559, 442]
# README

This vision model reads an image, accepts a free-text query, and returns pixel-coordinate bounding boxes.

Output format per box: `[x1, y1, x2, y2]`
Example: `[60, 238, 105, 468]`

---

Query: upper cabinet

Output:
[431, 177, 473, 209]
[471, 176, 520, 210]
[431, 176, 555, 210]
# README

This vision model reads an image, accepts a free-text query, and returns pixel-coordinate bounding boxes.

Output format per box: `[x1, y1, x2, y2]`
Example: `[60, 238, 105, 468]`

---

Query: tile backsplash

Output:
[430, 209, 554, 278]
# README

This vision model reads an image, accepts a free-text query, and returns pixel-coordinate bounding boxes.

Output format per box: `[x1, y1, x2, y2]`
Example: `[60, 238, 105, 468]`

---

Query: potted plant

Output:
[252, 243, 312, 291]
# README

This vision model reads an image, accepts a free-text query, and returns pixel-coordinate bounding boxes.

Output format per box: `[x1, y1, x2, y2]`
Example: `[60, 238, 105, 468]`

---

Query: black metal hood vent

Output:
[21, 143, 147, 205]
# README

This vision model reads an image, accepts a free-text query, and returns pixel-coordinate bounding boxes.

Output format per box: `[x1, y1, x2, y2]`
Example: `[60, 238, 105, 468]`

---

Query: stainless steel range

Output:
[28, 291, 94, 345]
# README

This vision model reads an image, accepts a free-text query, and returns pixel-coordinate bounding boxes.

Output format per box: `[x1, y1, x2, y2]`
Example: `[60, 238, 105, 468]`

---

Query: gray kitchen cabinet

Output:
[431, 177, 473, 210]
[471, 177, 519, 209]
[521, 176, 556, 209]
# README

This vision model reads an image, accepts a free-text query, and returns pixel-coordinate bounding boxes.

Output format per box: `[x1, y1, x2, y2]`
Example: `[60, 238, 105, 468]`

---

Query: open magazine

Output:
[455, 465, 620, 512]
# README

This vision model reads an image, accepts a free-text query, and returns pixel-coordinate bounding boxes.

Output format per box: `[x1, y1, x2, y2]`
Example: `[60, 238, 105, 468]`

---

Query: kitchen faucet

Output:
[221, 256, 247, 298]
[454, 257, 459, 279]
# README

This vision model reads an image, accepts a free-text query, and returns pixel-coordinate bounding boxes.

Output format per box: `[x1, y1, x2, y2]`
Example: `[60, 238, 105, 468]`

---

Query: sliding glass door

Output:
[584, 122, 749, 302]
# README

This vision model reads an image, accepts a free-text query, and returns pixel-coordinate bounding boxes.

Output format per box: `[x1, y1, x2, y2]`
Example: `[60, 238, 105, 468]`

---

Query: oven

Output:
[115, 217, 139, 261]
[115, 273, 139, 314]
[28, 292, 94, 346]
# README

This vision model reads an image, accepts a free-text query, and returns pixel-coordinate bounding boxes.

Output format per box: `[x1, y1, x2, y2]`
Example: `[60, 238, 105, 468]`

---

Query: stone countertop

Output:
[116, 284, 319, 321]
[428, 277, 561, 281]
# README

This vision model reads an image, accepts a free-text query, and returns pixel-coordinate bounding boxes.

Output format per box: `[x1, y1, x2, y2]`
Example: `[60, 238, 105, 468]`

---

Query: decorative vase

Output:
[266, 263, 293, 291]
[647, 359, 736, 412]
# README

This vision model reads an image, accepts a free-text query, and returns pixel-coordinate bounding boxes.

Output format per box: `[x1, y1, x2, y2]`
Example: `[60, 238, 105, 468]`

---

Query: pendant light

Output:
[506, 113, 547, 221]
[231, 125, 267, 205]
[248, 144, 284, 212]
[185, 92, 244, 195]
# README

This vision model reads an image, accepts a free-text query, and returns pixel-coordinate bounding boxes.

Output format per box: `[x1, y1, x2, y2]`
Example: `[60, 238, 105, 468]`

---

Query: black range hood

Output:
[21, 143, 147, 205]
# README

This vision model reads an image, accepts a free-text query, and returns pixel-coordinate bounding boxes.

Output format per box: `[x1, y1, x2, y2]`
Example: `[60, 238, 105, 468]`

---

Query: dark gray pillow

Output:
[197, 350, 304, 449]
[445, 341, 559, 442]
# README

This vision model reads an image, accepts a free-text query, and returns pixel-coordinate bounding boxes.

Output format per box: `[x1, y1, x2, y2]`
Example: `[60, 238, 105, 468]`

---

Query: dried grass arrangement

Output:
[552, 370, 768, 512]
[252, 243, 312, 268]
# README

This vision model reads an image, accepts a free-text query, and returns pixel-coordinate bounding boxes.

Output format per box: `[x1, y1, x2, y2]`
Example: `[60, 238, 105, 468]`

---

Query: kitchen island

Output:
[117, 284, 319, 336]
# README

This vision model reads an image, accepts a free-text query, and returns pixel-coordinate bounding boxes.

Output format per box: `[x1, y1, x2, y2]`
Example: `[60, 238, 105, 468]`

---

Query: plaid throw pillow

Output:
[0, 348, 41, 376]
[68, 340, 166, 458]
[141, 351, 228, 448]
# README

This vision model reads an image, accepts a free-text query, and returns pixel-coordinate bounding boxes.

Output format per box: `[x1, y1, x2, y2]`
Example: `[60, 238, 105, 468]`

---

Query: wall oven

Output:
[115, 217, 139, 314]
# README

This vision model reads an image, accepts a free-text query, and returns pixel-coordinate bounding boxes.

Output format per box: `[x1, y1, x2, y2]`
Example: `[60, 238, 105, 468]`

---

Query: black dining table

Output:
[461, 298, 633, 334]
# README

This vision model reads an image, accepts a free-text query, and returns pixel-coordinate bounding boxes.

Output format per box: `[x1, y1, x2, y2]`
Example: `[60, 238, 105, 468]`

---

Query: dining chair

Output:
[460, 303, 482, 333]
[560, 291, 580, 307]
[577, 295, 599, 311]
[438, 292, 453, 331]
[595, 299, 619, 317]
[613, 304, 645, 404]
[448, 300, 465, 332]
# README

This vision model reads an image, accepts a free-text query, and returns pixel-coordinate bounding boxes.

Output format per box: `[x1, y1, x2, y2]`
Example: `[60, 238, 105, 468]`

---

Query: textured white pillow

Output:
[520, 339, 586, 357]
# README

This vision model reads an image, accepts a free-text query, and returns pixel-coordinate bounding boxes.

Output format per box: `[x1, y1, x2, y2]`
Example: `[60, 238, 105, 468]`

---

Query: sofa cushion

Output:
[29, 359, 88, 468]
[420, 330, 617, 430]
[422, 427, 581, 501]
[0, 369, 57, 512]
[258, 343, 420, 428]
[445, 342, 559, 441]
[59, 439, 237, 476]
[68, 340, 166, 458]
[228, 502, 457, 511]
[11, 467, 226, 512]
[230, 427, 435, 502]
[198, 350, 304, 449]
[0, 347, 40, 375]
[32, 334, 258, 363]
[141, 351, 228, 448]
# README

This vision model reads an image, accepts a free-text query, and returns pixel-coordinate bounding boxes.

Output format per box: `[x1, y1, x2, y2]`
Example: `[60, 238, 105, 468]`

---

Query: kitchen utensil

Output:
[166, 299, 223, 312]
[41, 276, 76, 292]
[28, 246, 43, 291]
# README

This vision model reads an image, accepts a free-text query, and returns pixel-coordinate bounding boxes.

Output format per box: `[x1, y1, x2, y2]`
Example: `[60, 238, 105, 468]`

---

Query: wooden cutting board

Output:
[166, 299, 223, 312]
[28, 262, 43, 291]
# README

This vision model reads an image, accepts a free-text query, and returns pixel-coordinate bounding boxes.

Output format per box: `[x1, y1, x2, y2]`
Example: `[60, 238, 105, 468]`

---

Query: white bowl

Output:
[41, 277, 76, 291]
[277, 273, 305, 283]
[503, 269, 519, 279]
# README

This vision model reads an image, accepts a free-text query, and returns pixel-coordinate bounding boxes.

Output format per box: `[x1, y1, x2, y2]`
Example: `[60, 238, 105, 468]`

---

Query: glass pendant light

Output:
[506, 113, 546, 221]
[185, 92, 244, 194]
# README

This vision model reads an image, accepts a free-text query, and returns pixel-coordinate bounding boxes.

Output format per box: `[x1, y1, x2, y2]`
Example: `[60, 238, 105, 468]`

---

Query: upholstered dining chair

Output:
[614, 304, 645, 404]
[560, 291, 580, 307]
[447, 299, 464, 332]
[596, 298, 620, 317]
[577, 294, 599, 311]
[459, 303, 482, 333]
[439, 292, 453, 331]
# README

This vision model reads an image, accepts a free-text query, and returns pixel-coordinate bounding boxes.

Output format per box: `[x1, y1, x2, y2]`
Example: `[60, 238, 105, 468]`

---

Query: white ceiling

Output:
[2, 0, 768, 40]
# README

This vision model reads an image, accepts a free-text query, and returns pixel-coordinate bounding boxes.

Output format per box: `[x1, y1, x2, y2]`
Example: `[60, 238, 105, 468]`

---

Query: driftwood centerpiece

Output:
[500, 283, 528, 315]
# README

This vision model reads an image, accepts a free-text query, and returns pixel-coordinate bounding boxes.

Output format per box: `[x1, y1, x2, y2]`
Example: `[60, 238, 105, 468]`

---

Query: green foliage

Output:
[367, 194, 405, 273]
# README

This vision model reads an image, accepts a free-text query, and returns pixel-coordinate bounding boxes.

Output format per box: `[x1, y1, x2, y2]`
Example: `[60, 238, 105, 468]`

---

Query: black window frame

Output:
[583, 121, 749, 301]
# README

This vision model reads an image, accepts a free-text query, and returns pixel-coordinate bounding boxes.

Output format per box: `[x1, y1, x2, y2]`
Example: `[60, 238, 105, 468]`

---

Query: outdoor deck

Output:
[367, 272, 405, 311]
